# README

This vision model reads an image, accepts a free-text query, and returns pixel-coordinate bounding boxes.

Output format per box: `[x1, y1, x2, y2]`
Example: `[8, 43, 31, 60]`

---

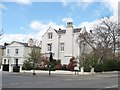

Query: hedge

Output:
[94, 60, 120, 72]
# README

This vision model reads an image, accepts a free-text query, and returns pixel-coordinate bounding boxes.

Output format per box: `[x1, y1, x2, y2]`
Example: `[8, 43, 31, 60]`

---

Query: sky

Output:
[0, 0, 119, 45]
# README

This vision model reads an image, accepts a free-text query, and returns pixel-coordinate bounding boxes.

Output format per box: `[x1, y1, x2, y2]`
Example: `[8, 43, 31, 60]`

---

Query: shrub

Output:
[22, 60, 33, 70]
[94, 60, 120, 72]
[94, 64, 103, 72]
[56, 64, 62, 70]
[67, 57, 77, 71]
[84, 66, 91, 72]
[62, 64, 68, 70]
[116, 60, 120, 71]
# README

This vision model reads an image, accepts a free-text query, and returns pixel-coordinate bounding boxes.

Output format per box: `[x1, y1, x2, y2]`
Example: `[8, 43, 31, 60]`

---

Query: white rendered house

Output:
[42, 22, 92, 64]
[1, 39, 34, 72]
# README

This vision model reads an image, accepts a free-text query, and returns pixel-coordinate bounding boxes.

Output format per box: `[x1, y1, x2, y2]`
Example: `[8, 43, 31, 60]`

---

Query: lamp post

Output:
[48, 44, 52, 76]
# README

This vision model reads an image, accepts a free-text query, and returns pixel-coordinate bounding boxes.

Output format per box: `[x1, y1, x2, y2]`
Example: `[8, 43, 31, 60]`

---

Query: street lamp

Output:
[48, 44, 52, 76]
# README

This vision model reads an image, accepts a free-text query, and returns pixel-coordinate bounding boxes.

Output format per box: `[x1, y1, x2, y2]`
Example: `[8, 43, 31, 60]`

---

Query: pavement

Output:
[19, 70, 119, 76]
[20, 70, 91, 75]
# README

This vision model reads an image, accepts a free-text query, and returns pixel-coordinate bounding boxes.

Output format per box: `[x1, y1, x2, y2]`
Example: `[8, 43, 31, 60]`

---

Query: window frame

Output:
[15, 49, 19, 55]
[7, 49, 10, 55]
[4, 59, 6, 64]
[60, 42, 64, 51]
[48, 33, 53, 39]
[47, 43, 52, 52]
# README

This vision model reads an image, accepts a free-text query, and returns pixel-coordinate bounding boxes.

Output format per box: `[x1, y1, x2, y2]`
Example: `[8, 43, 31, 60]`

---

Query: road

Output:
[1, 71, 119, 90]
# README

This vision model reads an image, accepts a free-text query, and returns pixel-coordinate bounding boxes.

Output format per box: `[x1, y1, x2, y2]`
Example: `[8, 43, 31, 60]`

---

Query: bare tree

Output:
[77, 17, 118, 64]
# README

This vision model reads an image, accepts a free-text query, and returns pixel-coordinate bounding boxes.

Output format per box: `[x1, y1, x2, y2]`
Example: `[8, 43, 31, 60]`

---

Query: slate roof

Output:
[0, 45, 5, 49]
[57, 29, 66, 34]
[10, 41, 29, 47]
[57, 28, 81, 34]
[73, 28, 82, 33]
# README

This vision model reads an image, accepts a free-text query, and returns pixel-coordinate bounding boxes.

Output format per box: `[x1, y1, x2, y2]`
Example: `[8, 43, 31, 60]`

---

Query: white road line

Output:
[105, 85, 118, 88]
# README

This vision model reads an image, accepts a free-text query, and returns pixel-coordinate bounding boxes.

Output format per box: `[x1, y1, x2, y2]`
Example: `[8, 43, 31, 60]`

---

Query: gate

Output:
[3, 64, 9, 71]
[13, 66, 20, 72]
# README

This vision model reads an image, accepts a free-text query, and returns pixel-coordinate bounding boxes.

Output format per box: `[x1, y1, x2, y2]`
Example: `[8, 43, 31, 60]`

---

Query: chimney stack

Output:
[4, 42, 9, 46]
[67, 22, 73, 28]
[28, 38, 34, 47]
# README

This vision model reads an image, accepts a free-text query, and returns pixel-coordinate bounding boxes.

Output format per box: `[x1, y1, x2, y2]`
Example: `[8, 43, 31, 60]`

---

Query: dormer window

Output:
[48, 33, 53, 39]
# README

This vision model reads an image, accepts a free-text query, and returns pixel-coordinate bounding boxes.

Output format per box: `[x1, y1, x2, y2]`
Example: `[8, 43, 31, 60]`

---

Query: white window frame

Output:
[48, 33, 53, 39]
[8, 59, 9, 64]
[60, 42, 64, 51]
[15, 49, 19, 55]
[4, 59, 6, 64]
[47, 43, 52, 51]
[7, 49, 9, 55]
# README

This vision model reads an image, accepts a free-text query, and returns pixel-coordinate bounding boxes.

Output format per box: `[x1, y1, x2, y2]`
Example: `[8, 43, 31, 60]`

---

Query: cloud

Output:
[0, 32, 44, 45]
[78, 15, 117, 33]
[78, 20, 99, 32]
[62, 17, 73, 22]
[0, 4, 7, 10]
[16, 0, 32, 5]
[61, 0, 95, 11]
[61, 0, 119, 19]
[30, 20, 65, 40]
[102, 0, 118, 18]
[0, 20, 66, 45]
[60, 0, 68, 6]
[0, 34, 31, 45]
[30, 20, 65, 31]
[1, 0, 119, 45]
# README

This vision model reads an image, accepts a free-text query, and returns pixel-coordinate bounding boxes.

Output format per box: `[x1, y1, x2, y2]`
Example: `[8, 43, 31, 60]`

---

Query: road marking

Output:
[104, 85, 118, 88]
[96, 85, 119, 90]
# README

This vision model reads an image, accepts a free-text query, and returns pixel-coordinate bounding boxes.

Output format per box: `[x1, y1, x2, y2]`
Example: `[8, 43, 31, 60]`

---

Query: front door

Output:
[13, 59, 20, 72]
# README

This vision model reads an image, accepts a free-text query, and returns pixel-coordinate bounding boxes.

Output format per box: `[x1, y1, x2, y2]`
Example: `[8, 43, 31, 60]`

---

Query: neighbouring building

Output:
[42, 22, 92, 64]
[0, 45, 5, 67]
[1, 39, 34, 72]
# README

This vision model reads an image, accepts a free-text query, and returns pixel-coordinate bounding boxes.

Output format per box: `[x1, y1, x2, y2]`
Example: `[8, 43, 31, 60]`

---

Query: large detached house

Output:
[1, 39, 34, 72]
[42, 22, 92, 64]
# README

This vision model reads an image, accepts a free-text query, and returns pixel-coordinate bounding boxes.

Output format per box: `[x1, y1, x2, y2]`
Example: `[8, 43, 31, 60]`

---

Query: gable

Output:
[7, 41, 25, 47]
[42, 26, 57, 38]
